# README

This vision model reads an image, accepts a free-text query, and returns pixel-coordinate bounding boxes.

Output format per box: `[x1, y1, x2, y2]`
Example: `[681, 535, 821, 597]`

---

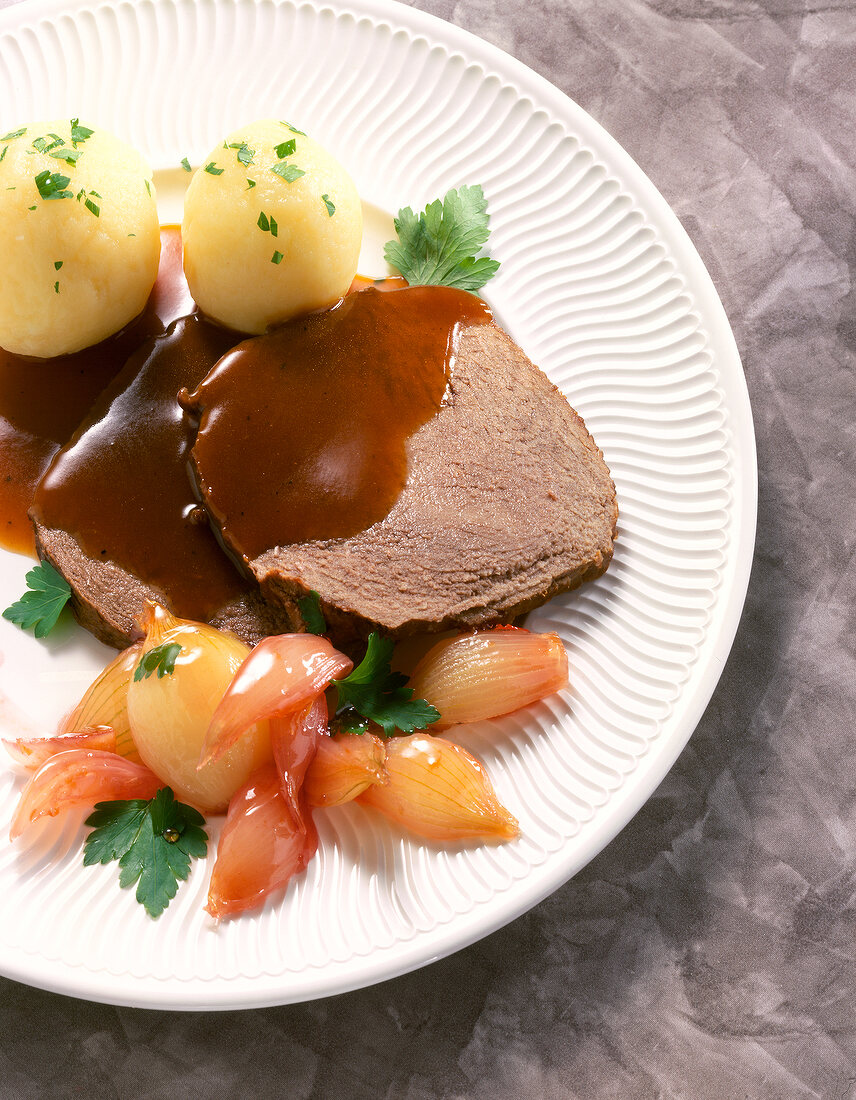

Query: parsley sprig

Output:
[384, 184, 500, 292]
[84, 788, 207, 919]
[334, 633, 440, 738]
[2, 560, 71, 638]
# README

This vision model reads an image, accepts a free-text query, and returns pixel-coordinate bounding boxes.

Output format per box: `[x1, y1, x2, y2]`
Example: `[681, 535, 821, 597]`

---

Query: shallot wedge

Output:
[205, 761, 318, 920]
[9, 749, 161, 840]
[409, 627, 569, 730]
[269, 694, 328, 831]
[358, 734, 518, 842]
[3, 725, 117, 770]
[198, 635, 352, 769]
[305, 732, 388, 807]
[60, 642, 142, 761]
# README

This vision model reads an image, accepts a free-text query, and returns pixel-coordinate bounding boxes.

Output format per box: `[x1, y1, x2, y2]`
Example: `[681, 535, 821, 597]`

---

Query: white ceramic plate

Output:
[0, 0, 755, 1010]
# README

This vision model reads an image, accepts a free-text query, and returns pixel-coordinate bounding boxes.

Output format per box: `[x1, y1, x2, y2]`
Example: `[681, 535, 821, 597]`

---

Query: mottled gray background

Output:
[1, 0, 855, 1097]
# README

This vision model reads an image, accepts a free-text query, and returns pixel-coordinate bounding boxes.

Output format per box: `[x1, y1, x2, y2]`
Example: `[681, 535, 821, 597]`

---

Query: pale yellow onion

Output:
[358, 734, 518, 842]
[409, 628, 569, 730]
[126, 603, 271, 813]
[304, 732, 387, 808]
[60, 642, 142, 761]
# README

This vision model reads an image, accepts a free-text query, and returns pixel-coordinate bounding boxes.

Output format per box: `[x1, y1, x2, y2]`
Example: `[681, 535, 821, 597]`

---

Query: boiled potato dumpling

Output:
[182, 119, 362, 333]
[0, 120, 160, 358]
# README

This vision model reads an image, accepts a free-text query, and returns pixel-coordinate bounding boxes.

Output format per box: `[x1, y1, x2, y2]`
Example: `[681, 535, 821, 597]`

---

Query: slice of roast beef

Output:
[31, 314, 292, 648]
[189, 289, 618, 651]
[33, 524, 291, 649]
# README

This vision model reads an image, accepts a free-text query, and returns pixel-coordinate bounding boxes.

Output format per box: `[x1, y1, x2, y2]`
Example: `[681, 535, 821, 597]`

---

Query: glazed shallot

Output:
[270, 694, 328, 830]
[3, 725, 116, 770]
[59, 642, 142, 761]
[409, 627, 568, 730]
[205, 761, 318, 920]
[304, 731, 388, 808]
[358, 734, 518, 842]
[9, 749, 161, 840]
[199, 634, 352, 769]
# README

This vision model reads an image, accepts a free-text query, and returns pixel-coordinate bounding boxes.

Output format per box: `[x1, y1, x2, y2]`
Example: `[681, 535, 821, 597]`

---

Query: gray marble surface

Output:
[2, 0, 855, 1097]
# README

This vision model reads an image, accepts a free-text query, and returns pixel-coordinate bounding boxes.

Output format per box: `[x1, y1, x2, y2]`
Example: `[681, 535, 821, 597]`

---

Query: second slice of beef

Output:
[195, 314, 619, 649]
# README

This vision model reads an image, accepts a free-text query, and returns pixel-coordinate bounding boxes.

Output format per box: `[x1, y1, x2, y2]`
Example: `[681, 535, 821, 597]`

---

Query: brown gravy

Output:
[7, 227, 490, 624]
[31, 314, 250, 623]
[0, 227, 192, 555]
[188, 285, 491, 562]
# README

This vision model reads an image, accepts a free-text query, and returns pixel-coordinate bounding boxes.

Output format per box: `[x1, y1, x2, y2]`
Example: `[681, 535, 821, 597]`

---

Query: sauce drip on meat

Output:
[0, 227, 192, 554]
[31, 315, 248, 623]
[188, 285, 491, 562]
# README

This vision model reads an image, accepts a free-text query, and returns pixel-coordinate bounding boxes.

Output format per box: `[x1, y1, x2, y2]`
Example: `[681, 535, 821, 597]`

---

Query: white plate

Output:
[0, 0, 755, 1010]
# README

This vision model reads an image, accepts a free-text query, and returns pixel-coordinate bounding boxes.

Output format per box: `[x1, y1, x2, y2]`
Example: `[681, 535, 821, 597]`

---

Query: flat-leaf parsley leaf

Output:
[2, 560, 72, 638]
[83, 788, 207, 918]
[271, 161, 304, 183]
[333, 632, 440, 737]
[134, 642, 182, 681]
[383, 184, 500, 292]
[34, 169, 73, 201]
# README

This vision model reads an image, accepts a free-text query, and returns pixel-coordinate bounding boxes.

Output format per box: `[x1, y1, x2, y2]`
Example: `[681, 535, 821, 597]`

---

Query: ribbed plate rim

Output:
[0, 0, 757, 1010]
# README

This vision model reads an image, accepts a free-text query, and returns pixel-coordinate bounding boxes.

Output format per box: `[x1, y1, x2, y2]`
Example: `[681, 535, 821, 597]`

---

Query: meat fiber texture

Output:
[251, 321, 619, 648]
[33, 524, 292, 649]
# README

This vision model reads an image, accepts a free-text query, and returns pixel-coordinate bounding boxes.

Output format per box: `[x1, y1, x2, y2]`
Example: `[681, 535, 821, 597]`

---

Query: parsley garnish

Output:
[271, 161, 304, 183]
[257, 211, 278, 237]
[48, 146, 82, 166]
[333, 632, 440, 737]
[181, 156, 192, 172]
[70, 119, 93, 146]
[0, 147, 7, 164]
[74, 187, 100, 215]
[229, 142, 254, 167]
[274, 138, 296, 159]
[54, 281, 59, 294]
[31, 135, 63, 155]
[384, 184, 500, 292]
[2, 559, 72, 638]
[144, 179, 152, 196]
[34, 169, 73, 201]
[297, 590, 326, 635]
[134, 641, 182, 681]
[204, 162, 224, 176]
[1, 127, 26, 141]
[83, 788, 207, 919]
[321, 193, 335, 217]
[280, 121, 306, 136]
[246, 178, 257, 190]
[54, 259, 63, 270]
[271, 250, 284, 264]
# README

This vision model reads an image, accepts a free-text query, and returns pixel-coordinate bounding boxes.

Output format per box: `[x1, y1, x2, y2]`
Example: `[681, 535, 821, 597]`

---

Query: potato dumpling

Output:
[0, 119, 160, 358]
[182, 119, 362, 333]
